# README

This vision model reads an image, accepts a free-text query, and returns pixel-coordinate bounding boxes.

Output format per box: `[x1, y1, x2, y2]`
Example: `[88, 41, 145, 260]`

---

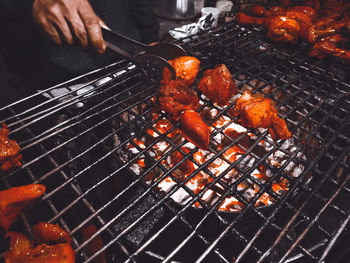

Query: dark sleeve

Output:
[129, 0, 160, 44]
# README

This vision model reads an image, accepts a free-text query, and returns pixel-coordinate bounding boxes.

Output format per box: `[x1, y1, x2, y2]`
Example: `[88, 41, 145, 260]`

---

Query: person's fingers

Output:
[69, 13, 89, 48]
[53, 14, 74, 45]
[98, 18, 110, 30]
[39, 17, 62, 45]
[79, 4, 105, 54]
[148, 41, 159, 46]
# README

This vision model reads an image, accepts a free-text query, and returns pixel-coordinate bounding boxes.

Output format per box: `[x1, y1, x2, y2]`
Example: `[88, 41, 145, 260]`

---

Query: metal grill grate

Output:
[1, 22, 350, 263]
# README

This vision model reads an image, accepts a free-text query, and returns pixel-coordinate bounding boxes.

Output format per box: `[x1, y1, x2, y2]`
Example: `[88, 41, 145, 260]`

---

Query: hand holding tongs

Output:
[101, 28, 187, 82]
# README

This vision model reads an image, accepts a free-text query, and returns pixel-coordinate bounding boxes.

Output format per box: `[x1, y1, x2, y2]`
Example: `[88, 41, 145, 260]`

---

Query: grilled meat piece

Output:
[4, 222, 74, 263]
[4, 231, 75, 263]
[0, 123, 22, 172]
[320, 0, 350, 17]
[281, 0, 320, 10]
[271, 114, 293, 140]
[159, 79, 199, 121]
[237, 8, 313, 44]
[309, 34, 350, 61]
[236, 12, 264, 26]
[0, 184, 46, 231]
[265, 14, 302, 43]
[305, 14, 347, 43]
[235, 91, 291, 140]
[80, 224, 107, 263]
[163, 56, 200, 86]
[198, 64, 238, 106]
[32, 222, 72, 244]
[251, 5, 268, 17]
[236, 6, 350, 45]
[181, 110, 210, 150]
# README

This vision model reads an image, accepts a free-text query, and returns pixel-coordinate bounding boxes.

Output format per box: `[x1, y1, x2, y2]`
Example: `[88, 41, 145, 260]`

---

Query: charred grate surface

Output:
[0, 22, 349, 263]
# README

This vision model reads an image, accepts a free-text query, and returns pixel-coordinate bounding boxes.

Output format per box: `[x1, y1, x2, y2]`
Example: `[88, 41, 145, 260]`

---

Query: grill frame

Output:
[0, 21, 350, 263]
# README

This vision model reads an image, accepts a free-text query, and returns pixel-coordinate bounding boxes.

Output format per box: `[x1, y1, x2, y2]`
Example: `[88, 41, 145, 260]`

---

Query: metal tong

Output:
[102, 28, 187, 81]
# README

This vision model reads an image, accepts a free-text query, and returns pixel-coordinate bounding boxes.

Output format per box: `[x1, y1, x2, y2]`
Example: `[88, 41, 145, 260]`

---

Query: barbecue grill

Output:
[1, 20, 350, 263]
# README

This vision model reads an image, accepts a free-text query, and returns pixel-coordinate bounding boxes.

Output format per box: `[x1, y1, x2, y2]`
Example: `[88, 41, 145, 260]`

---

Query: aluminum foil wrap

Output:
[169, 14, 216, 39]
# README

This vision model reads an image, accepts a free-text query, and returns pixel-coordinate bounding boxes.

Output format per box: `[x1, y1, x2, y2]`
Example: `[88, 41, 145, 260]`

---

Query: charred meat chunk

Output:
[309, 34, 350, 61]
[4, 222, 75, 263]
[158, 79, 199, 121]
[235, 91, 291, 140]
[181, 110, 210, 150]
[32, 222, 72, 244]
[198, 64, 238, 106]
[0, 123, 22, 172]
[80, 224, 107, 263]
[0, 184, 46, 231]
[163, 56, 200, 86]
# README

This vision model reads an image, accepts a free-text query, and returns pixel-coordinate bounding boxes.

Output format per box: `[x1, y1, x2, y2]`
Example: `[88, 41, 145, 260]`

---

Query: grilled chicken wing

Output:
[0, 184, 46, 231]
[309, 34, 350, 61]
[0, 123, 22, 172]
[237, 2, 350, 62]
[163, 56, 200, 86]
[237, 8, 313, 44]
[237, 6, 345, 44]
[266, 14, 302, 43]
[235, 91, 291, 140]
[159, 79, 199, 121]
[181, 110, 210, 150]
[198, 64, 238, 106]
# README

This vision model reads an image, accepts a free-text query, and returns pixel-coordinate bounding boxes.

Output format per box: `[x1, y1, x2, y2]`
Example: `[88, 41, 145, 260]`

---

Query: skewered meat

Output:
[0, 123, 22, 172]
[198, 64, 238, 106]
[163, 56, 200, 86]
[181, 110, 210, 150]
[158, 79, 199, 121]
[80, 224, 107, 263]
[4, 222, 74, 263]
[235, 91, 291, 140]
[309, 34, 350, 61]
[0, 184, 46, 231]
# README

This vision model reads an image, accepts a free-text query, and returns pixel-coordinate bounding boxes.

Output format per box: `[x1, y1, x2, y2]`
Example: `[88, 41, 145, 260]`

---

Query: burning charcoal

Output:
[114, 74, 307, 213]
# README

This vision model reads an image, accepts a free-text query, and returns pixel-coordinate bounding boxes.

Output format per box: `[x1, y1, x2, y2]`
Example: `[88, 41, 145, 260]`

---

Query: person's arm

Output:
[32, 0, 106, 53]
[129, 0, 159, 44]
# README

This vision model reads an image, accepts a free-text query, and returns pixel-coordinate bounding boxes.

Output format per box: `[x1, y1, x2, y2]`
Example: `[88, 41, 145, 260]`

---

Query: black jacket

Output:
[0, 0, 159, 91]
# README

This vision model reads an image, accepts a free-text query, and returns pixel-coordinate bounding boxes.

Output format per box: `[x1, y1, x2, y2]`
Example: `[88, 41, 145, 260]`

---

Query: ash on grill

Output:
[114, 77, 306, 212]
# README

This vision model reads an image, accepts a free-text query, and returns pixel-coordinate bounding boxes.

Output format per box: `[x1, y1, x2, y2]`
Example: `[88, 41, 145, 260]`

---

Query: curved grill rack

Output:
[1, 22, 350, 263]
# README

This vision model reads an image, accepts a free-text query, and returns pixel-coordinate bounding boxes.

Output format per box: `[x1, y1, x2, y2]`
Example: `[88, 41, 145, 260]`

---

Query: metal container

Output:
[152, 0, 204, 20]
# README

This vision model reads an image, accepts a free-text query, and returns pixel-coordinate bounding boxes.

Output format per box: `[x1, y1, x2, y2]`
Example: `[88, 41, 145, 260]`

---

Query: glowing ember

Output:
[119, 110, 304, 212]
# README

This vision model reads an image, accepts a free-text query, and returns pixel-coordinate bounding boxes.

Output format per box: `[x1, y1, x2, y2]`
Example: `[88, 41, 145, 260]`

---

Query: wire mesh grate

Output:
[0, 21, 350, 263]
